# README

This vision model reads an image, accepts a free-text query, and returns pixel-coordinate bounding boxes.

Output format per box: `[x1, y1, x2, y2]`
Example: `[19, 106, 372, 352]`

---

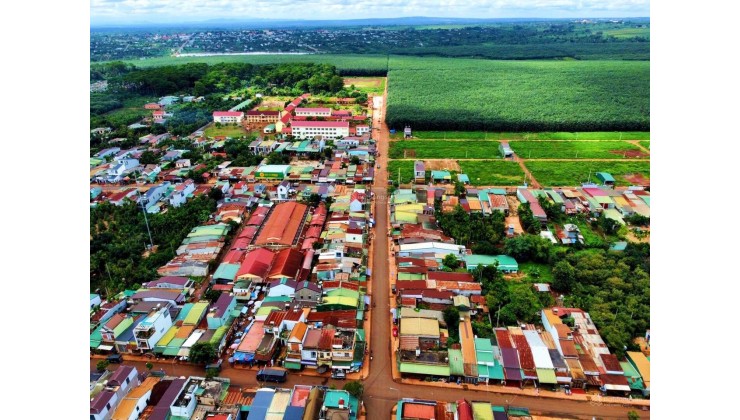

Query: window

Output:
[125, 377, 130, 384]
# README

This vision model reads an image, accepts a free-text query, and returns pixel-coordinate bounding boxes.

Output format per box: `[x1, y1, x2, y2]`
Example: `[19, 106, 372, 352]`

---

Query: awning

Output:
[232, 352, 249, 362]
[332, 360, 352, 370]
[97, 345, 114, 351]
[284, 361, 302, 370]
[536, 368, 557, 384]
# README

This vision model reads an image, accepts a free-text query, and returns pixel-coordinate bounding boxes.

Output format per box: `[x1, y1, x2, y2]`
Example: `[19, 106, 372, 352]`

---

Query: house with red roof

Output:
[213, 111, 244, 124]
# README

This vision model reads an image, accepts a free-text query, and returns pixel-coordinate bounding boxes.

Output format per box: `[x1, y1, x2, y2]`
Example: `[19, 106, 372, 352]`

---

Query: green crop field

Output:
[387, 160, 416, 184]
[525, 161, 650, 186]
[391, 131, 650, 141]
[509, 141, 647, 159]
[386, 58, 649, 132]
[458, 160, 526, 186]
[602, 28, 651, 39]
[389, 140, 503, 159]
[118, 54, 390, 75]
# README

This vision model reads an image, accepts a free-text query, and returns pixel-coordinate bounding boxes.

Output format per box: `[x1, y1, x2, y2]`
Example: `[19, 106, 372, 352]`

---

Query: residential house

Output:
[100, 314, 134, 346]
[90, 366, 140, 420]
[91, 294, 102, 310]
[400, 317, 441, 350]
[206, 293, 236, 329]
[158, 96, 180, 107]
[110, 377, 160, 420]
[355, 125, 370, 135]
[175, 159, 191, 169]
[301, 328, 323, 368]
[277, 180, 292, 200]
[558, 224, 585, 245]
[169, 179, 196, 208]
[170, 378, 200, 419]
[284, 321, 308, 370]
[144, 276, 193, 290]
[294, 281, 322, 306]
[133, 306, 174, 352]
[106, 159, 139, 183]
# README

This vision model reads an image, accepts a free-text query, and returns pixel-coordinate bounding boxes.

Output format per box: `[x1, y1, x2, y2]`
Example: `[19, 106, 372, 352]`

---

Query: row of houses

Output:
[213, 158, 375, 185]
[91, 364, 356, 420]
[396, 398, 533, 420]
[396, 306, 650, 397]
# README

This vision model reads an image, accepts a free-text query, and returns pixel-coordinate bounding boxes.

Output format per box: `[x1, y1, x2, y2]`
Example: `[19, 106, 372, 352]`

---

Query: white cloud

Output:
[91, 0, 650, 23]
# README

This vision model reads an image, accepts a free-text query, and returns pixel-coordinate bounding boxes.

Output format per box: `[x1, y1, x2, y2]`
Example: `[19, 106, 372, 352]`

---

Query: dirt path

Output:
[512, 154, 541, 189]
[630, 140, 650, 153]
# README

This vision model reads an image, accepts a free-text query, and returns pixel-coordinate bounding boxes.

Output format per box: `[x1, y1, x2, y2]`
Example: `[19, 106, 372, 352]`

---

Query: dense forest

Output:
[90, 196, 218, 295]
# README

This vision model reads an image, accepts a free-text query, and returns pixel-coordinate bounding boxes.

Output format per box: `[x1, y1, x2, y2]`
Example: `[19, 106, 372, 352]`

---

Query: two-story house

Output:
[106, 158, 139, 183]
[284, 321, 308, 370]
[90, 365, 139, 420]
[133, 305, 173, 352]
[206, 293, 236, 330]
[169, 179, 196, 208]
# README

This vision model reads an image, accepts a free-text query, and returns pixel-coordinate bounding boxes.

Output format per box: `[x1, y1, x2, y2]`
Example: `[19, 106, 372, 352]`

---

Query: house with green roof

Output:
[464, 254, 519, 273]
[317, 296, 359, 311]
[431, 170, 452, 183]
[475, 337, 505, 383]
[323, 390, 359, 420]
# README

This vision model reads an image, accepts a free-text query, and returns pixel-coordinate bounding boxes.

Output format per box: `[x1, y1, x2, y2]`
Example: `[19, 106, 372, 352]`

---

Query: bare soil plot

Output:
[424, 159, 460, 171]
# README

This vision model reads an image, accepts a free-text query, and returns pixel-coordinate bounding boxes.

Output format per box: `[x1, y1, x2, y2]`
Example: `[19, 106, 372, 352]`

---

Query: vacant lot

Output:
[204, 124, 248, 138]
[525, 161, 650, 186]
[344, 77, 385, 94]
[458, 160, 526, 186]
[391, 131, 651, 141]
[387, 160, 415, 184]
[389, 140, 502, 159]
[509, 141, 647, 159]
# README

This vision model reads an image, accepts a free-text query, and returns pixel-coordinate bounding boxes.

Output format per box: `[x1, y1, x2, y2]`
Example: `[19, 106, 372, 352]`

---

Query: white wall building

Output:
[295, 107, 331, 117]
[291, 121, 349, 139]
[169, 180, 196, 208]
[213, 111, 244, 124]
[133, 306, 173, 351]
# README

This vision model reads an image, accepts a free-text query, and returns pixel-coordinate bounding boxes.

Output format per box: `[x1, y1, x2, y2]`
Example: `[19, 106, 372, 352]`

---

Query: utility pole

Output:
[496, 304, 501, 327]
[137, 190, 154, 250]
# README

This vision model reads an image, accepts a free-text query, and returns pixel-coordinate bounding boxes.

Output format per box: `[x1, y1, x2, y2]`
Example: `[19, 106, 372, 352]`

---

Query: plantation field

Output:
[508, 141, 647, 159]
[602, 27, 650, 39]
[458, 160, 526, 186]
[118, 54, 389, 75]
[389, 140, 502, 159]
[525, 161, 650, 186]
[391, 131, 650, 141]
[387, 160, 416, 184]
[204, 124, 248, 138]
[386, 58, 650, 132]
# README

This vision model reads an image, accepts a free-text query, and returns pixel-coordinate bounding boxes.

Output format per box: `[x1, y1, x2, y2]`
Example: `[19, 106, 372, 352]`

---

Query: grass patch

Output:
[390, 131, 650, 140]
[509, 141, 645, 159]
[390, 140, 502, 159]
[204, 124, 248, 138]
[569, 218, 607, 248]
[101, 108, 150, 126]
[457, 160, 526, 186]
[640, 141, 650, 149]
[525, 161, 650, 186]
[602, 28, 650, 39]
[519, 262, 554, 283]
[344, 77, 385, 94]
[387, 160, 416, 184]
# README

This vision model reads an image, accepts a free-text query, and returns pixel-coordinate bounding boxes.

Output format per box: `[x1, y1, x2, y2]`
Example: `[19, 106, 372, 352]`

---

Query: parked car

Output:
[331, 370, 347, 380]
[256, 367, 288, 383]
[107, 354, 123, 364]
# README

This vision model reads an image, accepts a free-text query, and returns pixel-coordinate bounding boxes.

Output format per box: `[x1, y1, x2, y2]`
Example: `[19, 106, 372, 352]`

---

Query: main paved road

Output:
[93, 82, 647, 419]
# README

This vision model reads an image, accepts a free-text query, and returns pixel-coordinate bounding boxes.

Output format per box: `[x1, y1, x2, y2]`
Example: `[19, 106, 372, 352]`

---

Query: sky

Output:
[90, 0, 650, 26]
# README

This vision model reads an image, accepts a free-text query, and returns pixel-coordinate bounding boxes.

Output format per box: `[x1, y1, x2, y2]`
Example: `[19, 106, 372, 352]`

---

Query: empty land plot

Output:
[457, 160, 526, 186]
[390, 131, 650, 141]
[389, 140, 502, 159]
[387, 160, 416, 184]
[204, 124, 248, 138]
[509, 141, 647, 159]
[525, 161, 650, 186]
[344, 77, 385, 94]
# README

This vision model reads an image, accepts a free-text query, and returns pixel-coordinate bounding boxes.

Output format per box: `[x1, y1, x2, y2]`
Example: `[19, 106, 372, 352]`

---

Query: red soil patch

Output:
[623, 173, 650, 186]
[610, 149, 650, 158]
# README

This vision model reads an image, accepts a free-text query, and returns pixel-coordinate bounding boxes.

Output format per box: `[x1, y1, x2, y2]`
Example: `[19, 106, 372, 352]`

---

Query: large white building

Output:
[213, 111, 244, 124]
[295, 107, 331, 117]
[291, 121, 349, 139]
[133, 306, 173, 351]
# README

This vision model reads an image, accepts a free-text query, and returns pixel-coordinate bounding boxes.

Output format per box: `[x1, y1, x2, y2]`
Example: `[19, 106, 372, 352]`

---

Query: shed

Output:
[595, 172, 616, 186]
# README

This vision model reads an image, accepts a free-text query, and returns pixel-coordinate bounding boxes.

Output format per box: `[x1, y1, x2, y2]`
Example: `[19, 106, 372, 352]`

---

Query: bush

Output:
[97, 360, 110, 372]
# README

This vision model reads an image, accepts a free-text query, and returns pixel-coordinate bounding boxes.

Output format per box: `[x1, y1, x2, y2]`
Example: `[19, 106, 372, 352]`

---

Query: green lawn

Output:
[457, 160, 526, 186]
[387, 160, 416, 184]
[525, 161, 650, 186]
[204, 124, 248, 138]
[518, 262, 554, 283]
[390, 140, 502, 159]
[640, 141, 650, 149]
[390, 131, 650, 141]
[509, 141, 646, 159]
